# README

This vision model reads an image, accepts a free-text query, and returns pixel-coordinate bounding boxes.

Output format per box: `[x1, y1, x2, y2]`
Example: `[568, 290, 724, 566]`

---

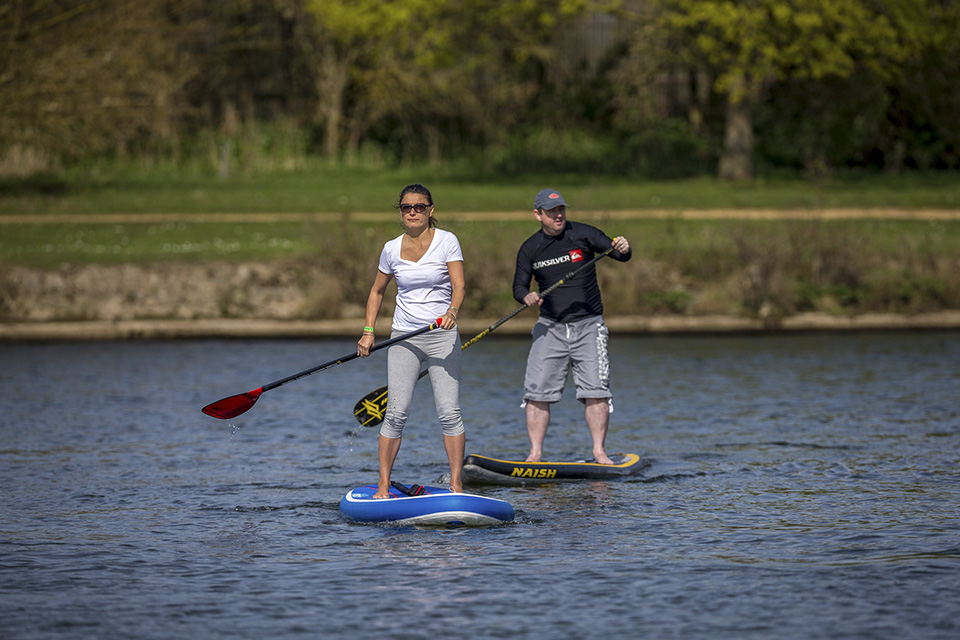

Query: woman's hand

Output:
[440, 308, 458, 330]
[357, 332, 375, 357]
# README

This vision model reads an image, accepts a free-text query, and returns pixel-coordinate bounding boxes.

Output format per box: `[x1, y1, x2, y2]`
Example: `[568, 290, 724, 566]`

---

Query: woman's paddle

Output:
[353, 248, 614, 427]
[202, 318, 443, 420]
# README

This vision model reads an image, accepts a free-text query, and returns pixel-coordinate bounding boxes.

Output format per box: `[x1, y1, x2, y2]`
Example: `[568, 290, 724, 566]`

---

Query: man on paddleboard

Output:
[513, 188, 632, 464]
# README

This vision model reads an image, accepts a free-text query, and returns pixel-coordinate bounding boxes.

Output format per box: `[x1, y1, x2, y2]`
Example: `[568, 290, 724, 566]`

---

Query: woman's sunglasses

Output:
[399, 203, 430, 214]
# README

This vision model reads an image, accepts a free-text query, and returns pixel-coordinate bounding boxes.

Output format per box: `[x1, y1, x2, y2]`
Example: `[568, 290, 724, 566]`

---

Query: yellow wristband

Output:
[363, 326, 375, 333]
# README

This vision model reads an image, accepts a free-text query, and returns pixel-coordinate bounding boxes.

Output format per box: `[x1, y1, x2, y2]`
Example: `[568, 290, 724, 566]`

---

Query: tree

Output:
[886, 0, 960, 170]
[302, 0, 451, 159]
[654, 0, 929, 180]
[302, 0, 602, 163]
[0, 0, 189, 171]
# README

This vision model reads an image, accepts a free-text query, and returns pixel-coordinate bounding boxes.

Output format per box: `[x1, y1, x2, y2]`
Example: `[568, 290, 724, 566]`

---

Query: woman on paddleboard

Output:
[357, 184, 466, 498]
[513, 188, 632, 465]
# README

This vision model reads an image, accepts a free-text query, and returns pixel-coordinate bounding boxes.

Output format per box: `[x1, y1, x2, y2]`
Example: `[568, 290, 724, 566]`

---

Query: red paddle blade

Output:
[202, 388, 263, 420]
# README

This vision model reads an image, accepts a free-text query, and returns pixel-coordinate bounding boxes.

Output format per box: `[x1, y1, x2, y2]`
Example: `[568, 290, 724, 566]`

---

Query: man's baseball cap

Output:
[534, 188, 567, 210]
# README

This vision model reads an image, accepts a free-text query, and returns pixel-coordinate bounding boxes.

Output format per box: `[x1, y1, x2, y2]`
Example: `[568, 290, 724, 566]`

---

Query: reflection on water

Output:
[1, 332, 958, 638]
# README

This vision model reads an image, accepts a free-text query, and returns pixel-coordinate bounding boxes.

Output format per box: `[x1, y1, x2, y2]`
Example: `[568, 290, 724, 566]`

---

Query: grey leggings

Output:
[380, 328, 464, 439]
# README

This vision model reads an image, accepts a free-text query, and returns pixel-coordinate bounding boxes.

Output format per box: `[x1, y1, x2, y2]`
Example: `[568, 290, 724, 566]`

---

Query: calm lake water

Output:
[2, 331, 958, 639]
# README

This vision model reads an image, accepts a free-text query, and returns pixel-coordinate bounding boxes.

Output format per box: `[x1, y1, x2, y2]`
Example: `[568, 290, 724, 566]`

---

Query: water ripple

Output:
[2, 333, 959, 638]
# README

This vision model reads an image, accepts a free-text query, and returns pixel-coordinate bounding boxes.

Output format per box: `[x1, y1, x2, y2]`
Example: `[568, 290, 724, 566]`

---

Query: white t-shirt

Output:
[378, 228, 463, 332]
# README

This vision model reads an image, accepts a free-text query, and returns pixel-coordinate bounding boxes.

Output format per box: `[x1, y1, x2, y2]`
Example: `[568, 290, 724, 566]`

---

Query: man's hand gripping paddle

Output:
[353, 249, 614, 426]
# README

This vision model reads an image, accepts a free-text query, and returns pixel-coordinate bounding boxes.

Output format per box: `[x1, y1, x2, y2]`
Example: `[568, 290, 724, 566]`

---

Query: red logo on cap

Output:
[569, 249, 583, 262]
[550, 193, 560, 199]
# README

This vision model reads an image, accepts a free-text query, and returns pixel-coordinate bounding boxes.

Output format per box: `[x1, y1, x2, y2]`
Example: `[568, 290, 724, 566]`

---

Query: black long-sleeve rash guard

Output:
[512, 221, 632, 323]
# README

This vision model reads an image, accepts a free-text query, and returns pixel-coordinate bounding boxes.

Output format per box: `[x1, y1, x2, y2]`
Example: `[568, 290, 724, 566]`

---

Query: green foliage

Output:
[481, 127, 621, 175]
[0, 1, 957, 179]
[884, 3, 960, 170]
[756, 71, 890, 171]
[656, 0, 920, 93]
[651, 0, 944, 178]
[619, 118, 718, 178]
[645, 289, 694, 314]
[864, 268, 958, 313]
[0, 173, 69, 197]
[753, 2, 960, 172]
[0, 0, 186, 162]
[795, 281, 865, 312]
[301, 0, 597, 162]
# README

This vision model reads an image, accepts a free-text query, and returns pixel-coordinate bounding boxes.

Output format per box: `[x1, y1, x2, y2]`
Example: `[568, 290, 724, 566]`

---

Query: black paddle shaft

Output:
[263, 320, 438, 392]
[203, 319, 441, 419]
[353, 248, 614, 426]
[461, 247, 613, 349]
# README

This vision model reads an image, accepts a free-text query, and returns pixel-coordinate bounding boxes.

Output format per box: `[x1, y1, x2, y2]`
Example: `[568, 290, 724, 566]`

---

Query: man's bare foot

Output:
[449, 485, 463, 493]
[525, 452, 542, 462]
[373, 487, 391, 499]
[594, 453, 615, 465]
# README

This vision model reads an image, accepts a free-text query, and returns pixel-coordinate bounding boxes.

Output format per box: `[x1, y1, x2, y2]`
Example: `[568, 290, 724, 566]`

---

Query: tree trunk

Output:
[426, 123, 442, 166]
[317, 44, 350, 160]
[718, 77, 754, 182]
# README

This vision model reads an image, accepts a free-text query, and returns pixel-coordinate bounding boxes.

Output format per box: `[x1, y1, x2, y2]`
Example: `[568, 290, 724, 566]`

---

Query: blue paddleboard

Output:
[339, 483, 514, 526]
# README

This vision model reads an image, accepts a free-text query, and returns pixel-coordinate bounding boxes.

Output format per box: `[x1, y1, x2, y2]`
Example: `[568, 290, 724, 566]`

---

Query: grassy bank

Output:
[2, 163, 959, 215]
[3, 215, 959, 322]
[2, 165, 959, 323]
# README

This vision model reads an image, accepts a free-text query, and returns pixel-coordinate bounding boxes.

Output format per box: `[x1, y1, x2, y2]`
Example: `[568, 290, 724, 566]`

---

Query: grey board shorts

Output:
[523, 315, 611, 404]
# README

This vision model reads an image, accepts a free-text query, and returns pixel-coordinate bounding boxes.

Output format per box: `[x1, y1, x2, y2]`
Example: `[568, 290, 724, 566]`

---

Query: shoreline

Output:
[3, 311, 959, 341]
[2, 208, 960, 224]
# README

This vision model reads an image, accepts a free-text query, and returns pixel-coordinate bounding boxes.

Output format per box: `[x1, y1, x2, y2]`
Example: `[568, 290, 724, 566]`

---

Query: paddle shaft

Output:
[353, 248, 614, 425]
[265, 319, 439, 392]
[461, 247, 614, 350]
[203, 319, 441, 419]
